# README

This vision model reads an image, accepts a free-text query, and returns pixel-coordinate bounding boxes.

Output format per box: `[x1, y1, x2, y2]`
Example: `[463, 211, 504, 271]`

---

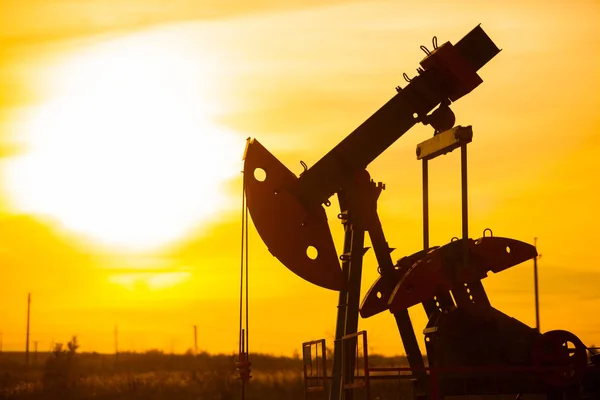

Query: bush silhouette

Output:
[43, 336, 79, 396]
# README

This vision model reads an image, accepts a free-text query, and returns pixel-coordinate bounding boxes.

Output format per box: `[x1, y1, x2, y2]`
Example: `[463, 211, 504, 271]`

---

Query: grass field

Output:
[0, 345, 414, 400]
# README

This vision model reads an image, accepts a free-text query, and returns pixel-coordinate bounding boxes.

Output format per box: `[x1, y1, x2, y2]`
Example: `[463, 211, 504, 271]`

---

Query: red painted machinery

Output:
[241, 25, 600, 399]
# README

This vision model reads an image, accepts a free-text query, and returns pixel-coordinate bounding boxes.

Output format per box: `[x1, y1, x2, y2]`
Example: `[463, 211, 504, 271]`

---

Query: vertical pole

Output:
[321, 339, 328, 385]
[302, 345, 309, 400]
[534, 237, 541, 333]
[422, 157, 454, 317]
[26, 293, 31, 366]
[330, 219, 352, 400]
[194, 325, 198, 355]
[331, 187, 368, 400]
[241, 328, 246, 400]
[422, 158, 437, 320]
[343, 228, 366, 400]
[363, 332, 370, 400]
[460, 141, 471, 316]
[460, 145, 469, 243]
[423, 159, 429, 250]
[456, 143, 491, 307]
[114, 325, 119, 359]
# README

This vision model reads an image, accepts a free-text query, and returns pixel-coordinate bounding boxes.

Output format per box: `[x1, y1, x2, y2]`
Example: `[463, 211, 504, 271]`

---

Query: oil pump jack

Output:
[241, 25, 599, 399]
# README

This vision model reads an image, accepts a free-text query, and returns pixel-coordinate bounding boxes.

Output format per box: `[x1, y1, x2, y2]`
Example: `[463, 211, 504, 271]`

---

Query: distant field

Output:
[0, 350, 413, 400]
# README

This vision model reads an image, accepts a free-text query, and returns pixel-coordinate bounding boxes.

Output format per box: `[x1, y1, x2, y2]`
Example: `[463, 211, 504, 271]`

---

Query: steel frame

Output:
[304, 333, 599, 400]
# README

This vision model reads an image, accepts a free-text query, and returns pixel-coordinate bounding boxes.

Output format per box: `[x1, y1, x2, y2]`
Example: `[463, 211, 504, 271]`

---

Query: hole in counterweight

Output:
[254, 167, 267, 182]
[306, 246, 318, 260]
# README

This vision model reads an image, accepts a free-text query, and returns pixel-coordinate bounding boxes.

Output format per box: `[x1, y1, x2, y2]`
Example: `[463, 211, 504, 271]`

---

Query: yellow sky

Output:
[0, 0, 599, 356]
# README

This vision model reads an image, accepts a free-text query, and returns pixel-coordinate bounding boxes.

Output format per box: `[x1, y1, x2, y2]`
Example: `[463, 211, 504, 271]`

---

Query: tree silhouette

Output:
[43, 335, 80, 395]
[67, 336, 79, 354]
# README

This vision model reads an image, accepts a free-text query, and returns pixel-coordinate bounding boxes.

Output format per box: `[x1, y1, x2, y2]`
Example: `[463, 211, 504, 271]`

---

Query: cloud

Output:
[0, 0, 360, 45]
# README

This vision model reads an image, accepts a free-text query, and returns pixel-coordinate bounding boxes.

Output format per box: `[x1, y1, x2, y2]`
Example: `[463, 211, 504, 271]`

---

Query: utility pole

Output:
[533, 238, 541, 333]
[193, 325, 198, 355]
[26, 293, 31, 365]
[114, 325, 119, 359]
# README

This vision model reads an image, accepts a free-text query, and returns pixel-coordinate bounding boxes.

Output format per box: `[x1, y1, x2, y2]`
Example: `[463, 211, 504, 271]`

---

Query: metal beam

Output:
[416, 125, 473, 161]
[293, 26, 499, 208]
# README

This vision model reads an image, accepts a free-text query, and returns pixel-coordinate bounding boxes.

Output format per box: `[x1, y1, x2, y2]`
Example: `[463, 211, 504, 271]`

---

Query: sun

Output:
[3, 29, 242, 251]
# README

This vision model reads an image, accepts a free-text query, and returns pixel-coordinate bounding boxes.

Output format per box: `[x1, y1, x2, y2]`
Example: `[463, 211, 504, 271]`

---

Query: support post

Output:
[343, 228, 366, 400]
[330, 227, 366, 400]
[330, 182, 370, 400]
[460, 144, 468, 242]
[417, 130, 462, 315]
[194, 325, 198, 355]
[114, 325, 119, 359]
[456, 140, 490, 307]
[534, 237, 541, 332]
[460, 144, 470, 270]
[423, 159, 429, 250]
[25, 293, 30, 366]
[330, 215, 353, 400]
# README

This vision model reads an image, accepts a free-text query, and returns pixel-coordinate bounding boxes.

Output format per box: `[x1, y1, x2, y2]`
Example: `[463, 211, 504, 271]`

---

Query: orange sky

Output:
[0, 0, 599, 356]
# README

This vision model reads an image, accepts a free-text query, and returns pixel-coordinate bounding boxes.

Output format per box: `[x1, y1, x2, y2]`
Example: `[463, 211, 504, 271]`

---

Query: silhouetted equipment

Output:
[241, 24, 599, 399]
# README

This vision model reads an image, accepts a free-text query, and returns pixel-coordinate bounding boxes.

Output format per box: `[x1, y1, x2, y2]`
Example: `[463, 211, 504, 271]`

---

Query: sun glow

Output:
[4, 29, 242, 251]
[109, 271, 192, 292]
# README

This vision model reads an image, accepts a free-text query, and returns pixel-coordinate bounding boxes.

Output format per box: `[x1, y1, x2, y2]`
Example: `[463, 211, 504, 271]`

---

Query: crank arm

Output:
[388, 236, 537, 311]
[360, 247, 438, 318]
